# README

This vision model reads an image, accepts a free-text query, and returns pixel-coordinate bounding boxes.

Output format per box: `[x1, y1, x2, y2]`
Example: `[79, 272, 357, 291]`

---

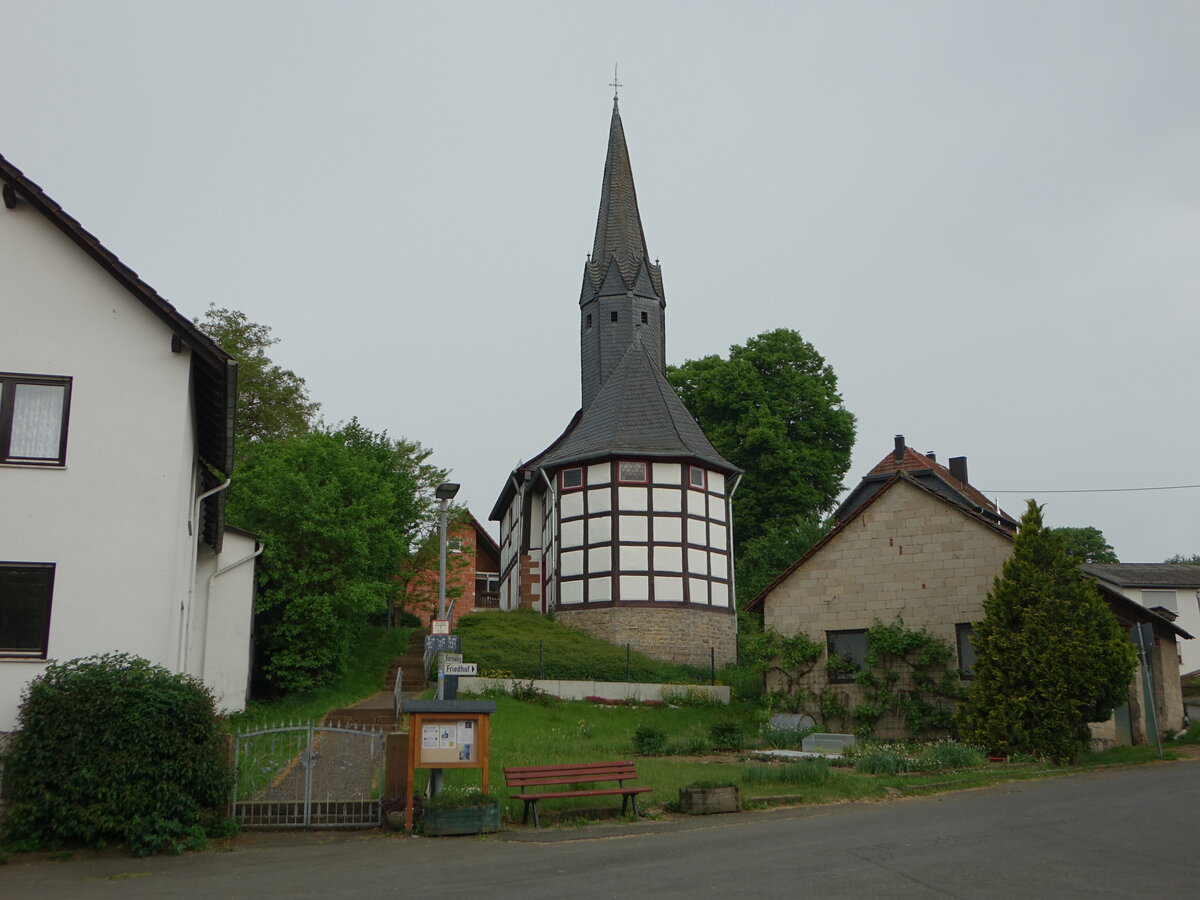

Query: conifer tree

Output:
[957, 501, 1136, 762]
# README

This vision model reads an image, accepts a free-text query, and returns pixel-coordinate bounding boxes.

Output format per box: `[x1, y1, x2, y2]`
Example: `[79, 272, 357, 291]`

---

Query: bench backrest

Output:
[504, 760, 639, 789]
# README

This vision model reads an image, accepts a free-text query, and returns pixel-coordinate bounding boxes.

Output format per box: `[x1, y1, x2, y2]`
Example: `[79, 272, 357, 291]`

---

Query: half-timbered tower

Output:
[490, 99, 741, 668]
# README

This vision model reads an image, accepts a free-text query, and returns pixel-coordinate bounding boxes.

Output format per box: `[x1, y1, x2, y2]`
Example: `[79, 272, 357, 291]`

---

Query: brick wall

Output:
[556, 606, 737, 669]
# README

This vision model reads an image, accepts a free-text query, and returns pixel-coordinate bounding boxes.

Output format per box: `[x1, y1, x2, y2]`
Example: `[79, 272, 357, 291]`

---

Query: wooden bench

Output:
[504, 760, 653, 828]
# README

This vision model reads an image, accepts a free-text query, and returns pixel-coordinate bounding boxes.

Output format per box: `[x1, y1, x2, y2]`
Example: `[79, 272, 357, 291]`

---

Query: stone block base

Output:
[554, 606, 737, 669]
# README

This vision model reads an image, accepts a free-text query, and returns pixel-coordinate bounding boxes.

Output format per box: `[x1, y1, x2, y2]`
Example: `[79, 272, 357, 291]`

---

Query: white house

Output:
[1083, 564, 1200, 676]
[0, 153, 257, 730]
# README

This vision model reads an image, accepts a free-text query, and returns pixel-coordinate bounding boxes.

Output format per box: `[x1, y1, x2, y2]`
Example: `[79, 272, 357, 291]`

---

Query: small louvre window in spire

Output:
[587, 314, 593, 328]
[641, 311, 648, 324]
[610, 311, 618, 323]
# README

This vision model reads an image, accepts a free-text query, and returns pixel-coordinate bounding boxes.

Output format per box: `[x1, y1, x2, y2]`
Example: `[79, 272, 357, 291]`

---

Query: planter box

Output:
[423, 802, 501, 836]
[679, 786, 741, 815]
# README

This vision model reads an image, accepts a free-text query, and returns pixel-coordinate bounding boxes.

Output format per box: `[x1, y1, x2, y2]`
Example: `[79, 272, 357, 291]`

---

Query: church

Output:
[489, 98, 741, 668]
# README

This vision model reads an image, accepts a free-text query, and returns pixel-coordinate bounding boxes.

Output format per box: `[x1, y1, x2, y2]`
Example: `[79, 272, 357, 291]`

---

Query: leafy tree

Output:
[958, 501, 1136, 762]
[2, 654, 233, 856]
[197, 305, 319, 452]
[1164, 553, 1200, 564]
[229, 419, 445, 693]
[668, 328, 855, 605]
[1048, 526, 1119, 563]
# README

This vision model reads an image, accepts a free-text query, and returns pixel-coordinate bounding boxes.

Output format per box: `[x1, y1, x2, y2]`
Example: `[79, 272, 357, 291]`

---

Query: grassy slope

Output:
[226, 625, 413, 732]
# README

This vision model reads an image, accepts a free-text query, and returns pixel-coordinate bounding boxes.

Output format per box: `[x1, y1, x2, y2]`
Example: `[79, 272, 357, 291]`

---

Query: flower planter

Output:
[679, 785, 741, 815]
[422, 802, 501, 836]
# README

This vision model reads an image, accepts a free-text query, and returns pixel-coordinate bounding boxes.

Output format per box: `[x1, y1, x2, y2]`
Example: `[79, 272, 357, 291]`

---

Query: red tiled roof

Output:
[866, 445, 1014, 525]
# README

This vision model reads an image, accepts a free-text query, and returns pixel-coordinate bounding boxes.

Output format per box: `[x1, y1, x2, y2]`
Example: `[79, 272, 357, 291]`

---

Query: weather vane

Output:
[610, 63, 622, 100]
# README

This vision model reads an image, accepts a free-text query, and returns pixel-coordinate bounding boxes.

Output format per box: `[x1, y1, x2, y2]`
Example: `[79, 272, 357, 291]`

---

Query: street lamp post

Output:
[435, 482, 460, 624]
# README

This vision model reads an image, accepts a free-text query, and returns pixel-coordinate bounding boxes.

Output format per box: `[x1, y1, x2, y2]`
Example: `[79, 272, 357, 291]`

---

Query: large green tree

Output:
[197, 305, 319, 453]
[1048, 526, 1119, 563]
[958, 501, 1136, 762]
[229, 419, 445, 693]
[668, 328, 855, 606]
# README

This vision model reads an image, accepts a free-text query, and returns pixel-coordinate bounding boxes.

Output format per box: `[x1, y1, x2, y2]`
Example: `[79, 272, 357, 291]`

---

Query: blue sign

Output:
[424, 634, 461, 653]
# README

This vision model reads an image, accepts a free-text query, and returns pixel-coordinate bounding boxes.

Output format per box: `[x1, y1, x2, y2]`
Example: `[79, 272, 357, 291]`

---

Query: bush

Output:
[422, 786, 499, 811]
[916, 741, 985, 771]
[853, 747, 913, 775]
[709, 721, 745, 751]
[631, 725, 669, 756]
[1, 654, 233, 856]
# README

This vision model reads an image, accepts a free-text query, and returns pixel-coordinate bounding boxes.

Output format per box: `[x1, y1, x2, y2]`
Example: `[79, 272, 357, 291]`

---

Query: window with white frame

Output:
[0, 563, 54, 658]
[560, 467, 584, 490]
[0, 374, 72, 465]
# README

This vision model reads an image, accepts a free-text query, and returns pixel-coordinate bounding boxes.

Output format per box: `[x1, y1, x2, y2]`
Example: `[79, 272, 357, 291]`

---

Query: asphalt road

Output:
[3, 760, 1195, 899]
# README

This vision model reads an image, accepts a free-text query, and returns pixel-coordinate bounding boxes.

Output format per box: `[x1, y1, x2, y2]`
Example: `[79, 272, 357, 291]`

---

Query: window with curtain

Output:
[0, 374, 71, 465]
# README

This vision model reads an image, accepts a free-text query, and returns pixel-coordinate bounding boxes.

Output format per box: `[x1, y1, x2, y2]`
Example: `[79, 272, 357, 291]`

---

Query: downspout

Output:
[726, 472, 742, 623]
[540, 468, 557, 614]
[179, 478, 230, 673]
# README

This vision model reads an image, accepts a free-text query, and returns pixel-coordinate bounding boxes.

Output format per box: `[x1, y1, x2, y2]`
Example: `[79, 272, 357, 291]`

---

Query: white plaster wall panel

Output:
[619, 514, 648, 542]
[653, 516, 682, 543]
[561, 520, 584, 548]
[653, 462, 681, 484]
[655, 576, 684, 601]
[560, 491, 585, 519]
[654, 546, 683, 572]
[529, 493, 544, 548]
[560, 550, 584, 577]
[560, 580, 584, 605]
[690, 578, 710, 605]
[587, 515, 612, 545]
[710, 552, 728, 579]
[710, 496, 727, 522]
[710, 524, 727, 549]
[618, 486, 648, 511]
[588, 488, 611, 512]
[711, 582, 730, 607]
[197, 530, 256, 712]
[588, 576, 612, 602]
[688, 548, 708, 574]
[620, 575, 649, 601]
[0, 205, 203, 729]
[588, 462, 611, 484]
[687, 490, 707, 517]
[588, 546, 612, 573]
[687, 518, 707, 546]
[621, 546, 649, 572]
[652, 487, 681, 512]
[710, 472, 726, 493]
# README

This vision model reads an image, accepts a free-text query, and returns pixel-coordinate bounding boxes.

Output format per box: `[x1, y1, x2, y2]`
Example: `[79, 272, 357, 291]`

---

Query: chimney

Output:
[926, 451, 936, 462]
[949, 456, 968, 484]
[894, 435, 905, 462]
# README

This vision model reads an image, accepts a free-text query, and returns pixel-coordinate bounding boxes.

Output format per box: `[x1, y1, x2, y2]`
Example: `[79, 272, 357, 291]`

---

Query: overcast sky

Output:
[4, 1, 1197, 562]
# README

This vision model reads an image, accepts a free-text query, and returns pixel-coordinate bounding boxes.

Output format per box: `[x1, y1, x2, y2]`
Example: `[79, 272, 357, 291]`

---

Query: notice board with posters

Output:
[401, 699, 496, 832]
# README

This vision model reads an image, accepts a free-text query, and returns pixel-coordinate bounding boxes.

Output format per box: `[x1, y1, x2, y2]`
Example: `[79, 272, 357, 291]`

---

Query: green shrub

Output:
[740, 759, 830, 785]
[709, 721, 745, 751]
[853, 747, 912, 775]
[631, 725, 669, 756]
[1, 654, 233, 856]
[422, 786, 499, 810]
[916, 741, 985, 771]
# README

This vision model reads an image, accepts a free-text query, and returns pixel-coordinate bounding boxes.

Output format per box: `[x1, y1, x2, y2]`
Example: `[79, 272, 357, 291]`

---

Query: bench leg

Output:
[531, 800, 541, 829]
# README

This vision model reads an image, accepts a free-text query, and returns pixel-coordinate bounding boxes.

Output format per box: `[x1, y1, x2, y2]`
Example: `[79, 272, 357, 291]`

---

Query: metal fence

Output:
[231, 723, 386, 829]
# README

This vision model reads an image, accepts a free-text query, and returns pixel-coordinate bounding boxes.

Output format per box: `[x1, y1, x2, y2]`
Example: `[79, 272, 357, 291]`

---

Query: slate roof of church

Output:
[535, 332, 736, 472]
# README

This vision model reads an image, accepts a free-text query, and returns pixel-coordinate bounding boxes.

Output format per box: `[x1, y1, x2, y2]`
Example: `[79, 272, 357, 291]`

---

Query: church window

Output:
[610, 311, 618, 323]
[688, 466, 706, 489]
[561, 467, 584, 490]
[618, 460, 647, 483]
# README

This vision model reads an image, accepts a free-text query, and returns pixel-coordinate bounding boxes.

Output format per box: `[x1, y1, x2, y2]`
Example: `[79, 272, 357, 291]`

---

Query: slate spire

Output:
[580, 100, 667, 408]
[590, 98, 651, 271]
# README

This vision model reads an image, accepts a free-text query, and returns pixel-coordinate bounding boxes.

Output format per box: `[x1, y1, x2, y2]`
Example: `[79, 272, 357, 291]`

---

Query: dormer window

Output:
[618, 460, 647, 483]
[561, 467, 584, 491]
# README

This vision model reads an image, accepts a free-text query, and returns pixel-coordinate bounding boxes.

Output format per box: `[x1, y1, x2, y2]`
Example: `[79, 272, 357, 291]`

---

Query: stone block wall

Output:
[556, 605, 737, 669]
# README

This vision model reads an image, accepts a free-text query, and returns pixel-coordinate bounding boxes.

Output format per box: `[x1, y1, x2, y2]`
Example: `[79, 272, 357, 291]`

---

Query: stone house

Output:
[747, 437, 1189, 746]
[0, 152, 258, 730]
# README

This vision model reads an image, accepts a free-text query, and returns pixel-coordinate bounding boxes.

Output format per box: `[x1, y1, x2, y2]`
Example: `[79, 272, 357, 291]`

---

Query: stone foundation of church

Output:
[554, 606, 737, 669]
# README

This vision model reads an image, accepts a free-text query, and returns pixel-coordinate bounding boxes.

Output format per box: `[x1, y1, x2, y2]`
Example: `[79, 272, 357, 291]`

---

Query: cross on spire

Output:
[610, 63, 622, 102]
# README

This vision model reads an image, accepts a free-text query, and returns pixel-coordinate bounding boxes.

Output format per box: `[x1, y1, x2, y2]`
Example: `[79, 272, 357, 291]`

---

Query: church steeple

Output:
[580, 100, 667, 409]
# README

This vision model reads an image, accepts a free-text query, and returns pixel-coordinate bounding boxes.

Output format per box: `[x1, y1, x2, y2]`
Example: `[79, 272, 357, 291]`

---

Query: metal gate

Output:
[231, 724, 386, 828]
